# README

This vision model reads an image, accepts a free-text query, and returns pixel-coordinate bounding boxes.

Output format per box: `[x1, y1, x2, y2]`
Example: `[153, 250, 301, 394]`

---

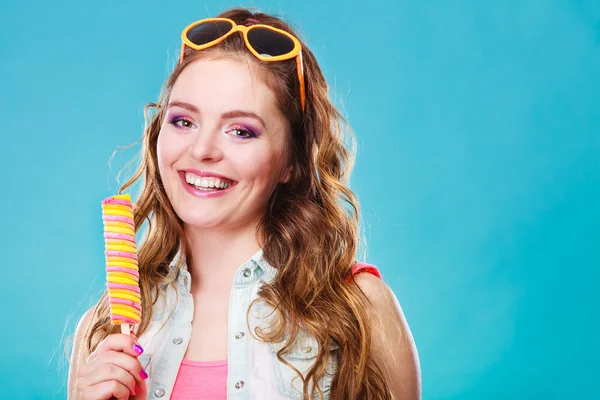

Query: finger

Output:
[79, 351, 145, 393]
[78, 361, 137, 396]
[101, 350, 145, 379]
[81, 379, 132, 400]
[105, 362, 138, 396]
[105, 350, 148, 390]
[132, 378, 147, 400]
[88, 333, 144, 361]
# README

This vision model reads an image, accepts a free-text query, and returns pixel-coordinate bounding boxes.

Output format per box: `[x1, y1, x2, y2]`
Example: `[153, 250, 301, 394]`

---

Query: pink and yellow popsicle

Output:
[102, 194, 141, 328]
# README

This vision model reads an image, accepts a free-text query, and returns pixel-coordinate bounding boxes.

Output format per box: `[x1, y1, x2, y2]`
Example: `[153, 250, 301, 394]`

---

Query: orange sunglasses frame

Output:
[180, 18, 306, 112]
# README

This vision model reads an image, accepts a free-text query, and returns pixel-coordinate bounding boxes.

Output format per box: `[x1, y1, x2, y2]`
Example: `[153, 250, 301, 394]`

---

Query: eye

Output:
[169, 117, 196, 129]
[226, 126, 257, 139]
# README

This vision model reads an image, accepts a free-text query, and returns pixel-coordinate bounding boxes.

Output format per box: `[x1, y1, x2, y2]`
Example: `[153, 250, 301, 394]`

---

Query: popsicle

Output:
[102, 193, 141, 335]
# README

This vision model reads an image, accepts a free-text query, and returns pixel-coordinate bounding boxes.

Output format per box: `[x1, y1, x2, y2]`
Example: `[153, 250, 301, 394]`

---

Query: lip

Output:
[180, 168, 235, 181]
[179, 172, 237, 198]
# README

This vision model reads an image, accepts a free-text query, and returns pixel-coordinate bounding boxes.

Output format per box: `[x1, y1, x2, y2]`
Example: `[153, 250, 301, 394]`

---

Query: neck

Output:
[184, 222, 261, 296]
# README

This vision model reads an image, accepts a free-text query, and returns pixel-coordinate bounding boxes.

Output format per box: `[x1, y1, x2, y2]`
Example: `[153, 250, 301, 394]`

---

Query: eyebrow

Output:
[166, 100, 268, 129]
[167, 100, 199, 114]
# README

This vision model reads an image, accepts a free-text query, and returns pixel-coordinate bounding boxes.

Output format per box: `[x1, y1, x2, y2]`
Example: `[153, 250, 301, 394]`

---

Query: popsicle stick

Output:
[121, 323, 131, 335]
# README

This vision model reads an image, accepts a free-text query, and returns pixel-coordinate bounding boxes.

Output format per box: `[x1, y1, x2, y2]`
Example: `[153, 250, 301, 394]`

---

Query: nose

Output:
[189, 125, 224, 162]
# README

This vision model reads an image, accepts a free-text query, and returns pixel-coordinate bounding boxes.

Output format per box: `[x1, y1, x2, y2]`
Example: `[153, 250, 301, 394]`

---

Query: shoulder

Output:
[71, 306, 96, 359]
[353, 272, 413, 346]
[67, 306, 97, 398]
[353, 272, 407, 330]
[353, 269, 388, 305]
[354, 272, 422, 399]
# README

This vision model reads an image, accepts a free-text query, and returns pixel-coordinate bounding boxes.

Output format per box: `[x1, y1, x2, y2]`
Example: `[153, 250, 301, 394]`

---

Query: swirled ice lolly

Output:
[102, 194, 141, 328]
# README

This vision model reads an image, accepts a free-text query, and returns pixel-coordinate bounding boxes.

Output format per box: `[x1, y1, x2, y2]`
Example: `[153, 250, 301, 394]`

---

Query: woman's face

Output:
[157, 56, 291, 232]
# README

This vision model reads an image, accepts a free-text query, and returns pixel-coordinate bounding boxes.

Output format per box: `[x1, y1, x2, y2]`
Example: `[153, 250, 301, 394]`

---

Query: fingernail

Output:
[130, 330, 136, 336]
[140, 369, 148, 379]
[134, 384, 140, 395]
[133, 344, 144, 354]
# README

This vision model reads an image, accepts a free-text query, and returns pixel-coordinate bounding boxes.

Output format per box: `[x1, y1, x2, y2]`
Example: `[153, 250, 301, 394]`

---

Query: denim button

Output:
[301, 344, 312, 353]
[243, 268, 252, 278]
[235, 380, 245, 389]
[155, 388, 165, 397]
[173, 337, 183, 345]
[235, 332, 245, 340]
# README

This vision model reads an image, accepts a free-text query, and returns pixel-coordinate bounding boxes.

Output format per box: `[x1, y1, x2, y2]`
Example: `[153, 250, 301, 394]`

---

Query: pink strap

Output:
[352, 262, 382, 279]
[344, 262, 382, 283]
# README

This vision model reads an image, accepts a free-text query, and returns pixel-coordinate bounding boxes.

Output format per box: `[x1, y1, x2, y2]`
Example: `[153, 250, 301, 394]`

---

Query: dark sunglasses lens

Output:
[247, 27, 295, 57]
[187, 20, 233, 45]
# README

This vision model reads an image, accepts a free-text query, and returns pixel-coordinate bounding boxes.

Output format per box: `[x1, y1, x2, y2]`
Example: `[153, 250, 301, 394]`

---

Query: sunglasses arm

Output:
[178, 43, 187, 65]
[296, 52, 306, 112]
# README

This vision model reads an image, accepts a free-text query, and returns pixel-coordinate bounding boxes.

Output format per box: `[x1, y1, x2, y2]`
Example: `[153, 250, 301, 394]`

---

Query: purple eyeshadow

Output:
[166, 113, 197, 130]
[238, 124, 260, 138]
[165, 112, 262, 138]
[168, 114, 188, 124]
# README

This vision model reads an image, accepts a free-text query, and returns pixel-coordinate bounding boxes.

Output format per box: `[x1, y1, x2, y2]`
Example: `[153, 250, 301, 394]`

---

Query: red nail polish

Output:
[140, 369, 148, 379]
[134, 384, 140, 395]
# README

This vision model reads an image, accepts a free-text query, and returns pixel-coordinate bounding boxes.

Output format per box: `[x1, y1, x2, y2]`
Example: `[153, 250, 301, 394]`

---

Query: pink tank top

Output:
[170, 262, 380, 398]
[171, 358, 228, 399]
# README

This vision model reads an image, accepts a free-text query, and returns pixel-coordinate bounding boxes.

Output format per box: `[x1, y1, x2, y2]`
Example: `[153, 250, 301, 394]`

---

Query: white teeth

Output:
[185, 172, 233, 189]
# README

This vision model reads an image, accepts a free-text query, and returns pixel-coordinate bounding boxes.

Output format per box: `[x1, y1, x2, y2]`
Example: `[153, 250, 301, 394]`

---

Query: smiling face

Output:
[156, 55, 292, 232]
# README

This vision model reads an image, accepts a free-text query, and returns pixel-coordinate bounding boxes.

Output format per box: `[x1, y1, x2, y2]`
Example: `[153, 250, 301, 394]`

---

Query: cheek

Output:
[241, 151, 285, 185]
[156, 131, 177, 173]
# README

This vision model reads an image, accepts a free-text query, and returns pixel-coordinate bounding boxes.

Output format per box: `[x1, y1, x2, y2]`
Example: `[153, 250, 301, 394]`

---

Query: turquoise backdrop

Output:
[1, 0, 598, 398]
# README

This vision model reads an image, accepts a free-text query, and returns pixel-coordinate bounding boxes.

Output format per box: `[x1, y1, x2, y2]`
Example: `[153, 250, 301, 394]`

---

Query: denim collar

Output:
[165, 247, 278, 292]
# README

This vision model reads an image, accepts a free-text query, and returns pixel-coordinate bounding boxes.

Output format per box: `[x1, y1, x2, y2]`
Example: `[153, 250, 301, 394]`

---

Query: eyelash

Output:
[168, 117, 257, 139]
[227, 126, 257, 139]
[169, 117, 195, 129]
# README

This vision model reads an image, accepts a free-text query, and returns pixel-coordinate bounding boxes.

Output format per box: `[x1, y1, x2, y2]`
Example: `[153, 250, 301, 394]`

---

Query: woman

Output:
[68, 7, 420, 400]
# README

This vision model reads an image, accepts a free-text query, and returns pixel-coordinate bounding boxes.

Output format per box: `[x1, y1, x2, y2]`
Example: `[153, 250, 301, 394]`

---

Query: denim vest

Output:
[137, 248, 340, 399]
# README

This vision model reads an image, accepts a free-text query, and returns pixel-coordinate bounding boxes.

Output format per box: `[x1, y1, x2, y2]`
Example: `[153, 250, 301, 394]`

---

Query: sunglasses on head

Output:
[180, 18, 306, 112]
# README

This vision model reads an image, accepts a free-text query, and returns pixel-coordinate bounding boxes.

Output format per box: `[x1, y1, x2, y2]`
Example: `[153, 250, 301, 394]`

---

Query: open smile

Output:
[178, 171, 237, 198]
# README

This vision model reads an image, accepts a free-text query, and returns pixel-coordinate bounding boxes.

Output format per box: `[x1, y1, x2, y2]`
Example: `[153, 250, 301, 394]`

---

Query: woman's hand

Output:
[74, 332, 148, 400]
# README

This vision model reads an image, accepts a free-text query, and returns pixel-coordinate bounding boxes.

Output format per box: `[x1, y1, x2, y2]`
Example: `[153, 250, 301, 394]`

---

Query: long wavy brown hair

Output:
[82, 7, 391, 399]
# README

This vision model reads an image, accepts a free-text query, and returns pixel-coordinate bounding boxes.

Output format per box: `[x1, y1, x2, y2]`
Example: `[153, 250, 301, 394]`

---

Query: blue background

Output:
[1, 0, 598, 398]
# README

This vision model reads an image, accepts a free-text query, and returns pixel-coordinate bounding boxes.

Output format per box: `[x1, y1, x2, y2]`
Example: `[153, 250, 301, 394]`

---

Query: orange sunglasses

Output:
[180, 18, 306, 112]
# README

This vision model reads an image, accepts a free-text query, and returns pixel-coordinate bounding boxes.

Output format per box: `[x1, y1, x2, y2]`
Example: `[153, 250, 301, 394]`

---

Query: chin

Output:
[178, 212, 224, 229]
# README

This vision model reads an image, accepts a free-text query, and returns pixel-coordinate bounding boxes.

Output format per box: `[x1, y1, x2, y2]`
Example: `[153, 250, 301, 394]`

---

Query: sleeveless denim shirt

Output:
[136, 248, 341, 399]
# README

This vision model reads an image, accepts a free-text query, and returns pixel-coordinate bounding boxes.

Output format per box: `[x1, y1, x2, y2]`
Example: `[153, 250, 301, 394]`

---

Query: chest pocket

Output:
[268, 334, 340, 399]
